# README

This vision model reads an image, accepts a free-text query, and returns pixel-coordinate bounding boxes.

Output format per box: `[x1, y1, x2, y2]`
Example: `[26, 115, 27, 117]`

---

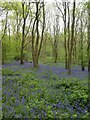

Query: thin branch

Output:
[1, 11, 8, 40]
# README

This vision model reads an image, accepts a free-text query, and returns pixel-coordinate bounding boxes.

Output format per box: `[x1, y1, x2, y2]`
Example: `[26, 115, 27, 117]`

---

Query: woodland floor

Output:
[2, 61, 90, 119]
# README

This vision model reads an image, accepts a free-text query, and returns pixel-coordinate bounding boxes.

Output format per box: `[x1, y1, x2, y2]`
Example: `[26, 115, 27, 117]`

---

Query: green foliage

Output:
[2, 34, 21, 63]
[3, 68, 89, 119]
[2, 68, 15, 76]
[2, 36, 10, 63]
[0, 1, 22, 12]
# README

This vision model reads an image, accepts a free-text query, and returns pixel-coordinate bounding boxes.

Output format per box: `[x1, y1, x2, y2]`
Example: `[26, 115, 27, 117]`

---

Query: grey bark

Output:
[68, 0, 76, 74]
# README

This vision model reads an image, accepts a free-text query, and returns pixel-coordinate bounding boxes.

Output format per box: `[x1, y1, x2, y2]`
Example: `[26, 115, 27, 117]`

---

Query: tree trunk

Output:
[72, 36, 76, 62]
[53, 24, 58, 63]
[38, 1, 45, 57]
[41, 38, 46, 63]
[67, 2, 70, 69]
[33, 2, 39, 68]
[20, 21, 25, 65]
[54, 50, 58, 63]
[8, 25, 11, 61]
[33, 55, 38, 68]
[80, 17, 85, 71]
[54, 39, 58, 63]
[20, 2, 27, 64]
[64, 2, 68, 69]
[68, 0, 75, 74]
[87, 2, 90, 78]
[16, 12, 20, 52]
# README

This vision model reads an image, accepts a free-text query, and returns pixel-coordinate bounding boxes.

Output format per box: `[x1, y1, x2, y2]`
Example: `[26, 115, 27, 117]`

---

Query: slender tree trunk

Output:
[87, 3, 90, 79]
[16, 12, 20, 52]
[53, 24, 58, 63]
[74, 25, 78, 62]
[20, 20, 25, 64]
[53, 14, 59, 63]
[20, 3, 26, 64]
[73, 36, 77, 62]
[68, 0, 76, 74]
[33, 2, 39, 68]
[64, 2, 68, 69]
[32, 21, 35, 67]
[8, 25, 11, 61]
[67, 2, 70, 69]
[54, 38, 58, 63]
[41, 38, 46, 63]
[80, 17, 85, 71]
[38, 1, 45, 56]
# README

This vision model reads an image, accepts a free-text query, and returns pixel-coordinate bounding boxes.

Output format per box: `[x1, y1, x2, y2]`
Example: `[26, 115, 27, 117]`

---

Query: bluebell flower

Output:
[30, 108, 35, 114]
[42, 110, 46, 117]
[21, 96, 26, 104]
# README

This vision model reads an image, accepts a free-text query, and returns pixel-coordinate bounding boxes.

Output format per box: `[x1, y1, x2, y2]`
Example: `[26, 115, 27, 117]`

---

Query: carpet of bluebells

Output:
[2, 61, 90, 119]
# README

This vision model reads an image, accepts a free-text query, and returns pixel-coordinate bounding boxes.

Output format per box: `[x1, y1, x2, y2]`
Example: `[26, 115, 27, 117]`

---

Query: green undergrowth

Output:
[2, 68, 89, 119]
